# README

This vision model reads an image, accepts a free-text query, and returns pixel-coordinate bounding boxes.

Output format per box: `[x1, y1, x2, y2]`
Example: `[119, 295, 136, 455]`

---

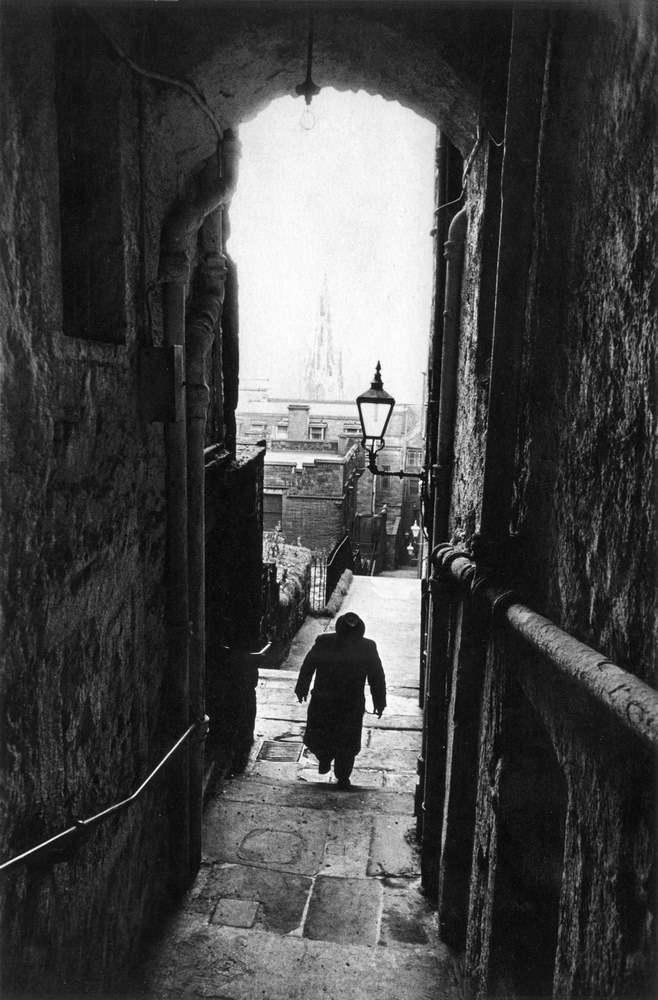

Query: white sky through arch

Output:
[228, 88, 436, 404]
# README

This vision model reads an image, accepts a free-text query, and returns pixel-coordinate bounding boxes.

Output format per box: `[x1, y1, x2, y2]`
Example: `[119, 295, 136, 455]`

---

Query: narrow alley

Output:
[2, 4, 655, 997]
[141, 577, 459, 999]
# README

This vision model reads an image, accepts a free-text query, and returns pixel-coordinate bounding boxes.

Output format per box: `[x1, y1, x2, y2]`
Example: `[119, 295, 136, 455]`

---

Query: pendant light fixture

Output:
[295, 14, 320, 130]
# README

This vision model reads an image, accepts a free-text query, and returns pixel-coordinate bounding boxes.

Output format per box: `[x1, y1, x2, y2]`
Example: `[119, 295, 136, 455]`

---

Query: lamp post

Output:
[356, 362, 426, 481]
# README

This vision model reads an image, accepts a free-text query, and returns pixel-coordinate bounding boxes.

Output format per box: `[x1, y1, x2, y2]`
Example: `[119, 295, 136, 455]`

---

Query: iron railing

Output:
[433, 543, 658, 749]
[325, 535, 356, 604]
[309, 551, 328, 611]
[0, 720, 203, 876]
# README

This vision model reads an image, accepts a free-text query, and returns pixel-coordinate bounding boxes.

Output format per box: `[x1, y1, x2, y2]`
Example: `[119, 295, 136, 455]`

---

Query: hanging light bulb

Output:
[295, 14, 320, 131]
[300, 105, 316, 131]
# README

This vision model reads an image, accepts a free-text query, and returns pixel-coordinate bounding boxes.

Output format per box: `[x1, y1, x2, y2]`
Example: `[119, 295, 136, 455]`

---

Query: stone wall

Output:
[0, 6, 172, 990]
[261, 540, 313, 652]
[519, 9, 656, 994]
[265, 447, 360, 552]
[0, 1, 487, 991]
[442, 5, 656, 997]
[283, 494, 345, 553]
[450, 144, 494, 532]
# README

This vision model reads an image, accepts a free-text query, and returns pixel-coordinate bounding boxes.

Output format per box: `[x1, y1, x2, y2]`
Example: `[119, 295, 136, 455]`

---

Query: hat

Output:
[335, 612, 365, 640]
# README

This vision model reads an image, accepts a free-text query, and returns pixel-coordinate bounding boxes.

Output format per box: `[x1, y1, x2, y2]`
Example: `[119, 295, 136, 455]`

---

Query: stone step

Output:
[203, 794, 419, 879]
[217, 776, 416, 816]
[144, 917, 457, 1000]
[257, 702, 422, 730]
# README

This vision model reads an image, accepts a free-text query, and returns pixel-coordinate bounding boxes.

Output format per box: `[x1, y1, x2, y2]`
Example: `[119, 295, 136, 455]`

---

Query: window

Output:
[309, 425, 325, 442]
[263, 493, 283, 531]
[381, 465, 391, 489]
[407, 449, 422, 468]
[274, 422, 288, 440]
[343, 424, 360, 436]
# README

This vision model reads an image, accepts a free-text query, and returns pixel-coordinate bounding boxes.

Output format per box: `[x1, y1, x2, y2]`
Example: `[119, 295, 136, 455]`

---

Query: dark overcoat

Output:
[294, 633, 386, 758]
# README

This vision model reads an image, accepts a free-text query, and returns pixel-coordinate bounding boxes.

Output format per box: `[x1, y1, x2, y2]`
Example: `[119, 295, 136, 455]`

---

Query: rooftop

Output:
[264, 450, 349, 468]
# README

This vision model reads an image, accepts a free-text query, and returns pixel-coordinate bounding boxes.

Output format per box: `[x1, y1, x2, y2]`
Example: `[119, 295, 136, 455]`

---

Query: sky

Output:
[228, 88, 436, 405]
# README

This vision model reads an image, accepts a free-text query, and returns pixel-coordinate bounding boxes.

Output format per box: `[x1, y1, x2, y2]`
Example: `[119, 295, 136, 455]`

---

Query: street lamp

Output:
[356, 362, 425, 481]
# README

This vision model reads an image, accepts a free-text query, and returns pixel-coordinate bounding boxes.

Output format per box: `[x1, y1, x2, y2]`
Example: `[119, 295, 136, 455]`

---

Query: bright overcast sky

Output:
[228, 88, 436, 404]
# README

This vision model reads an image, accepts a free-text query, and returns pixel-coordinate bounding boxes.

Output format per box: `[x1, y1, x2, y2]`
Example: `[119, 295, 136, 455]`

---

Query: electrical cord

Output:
[82, 6, 224, 145]
[433, 124, 503, 216]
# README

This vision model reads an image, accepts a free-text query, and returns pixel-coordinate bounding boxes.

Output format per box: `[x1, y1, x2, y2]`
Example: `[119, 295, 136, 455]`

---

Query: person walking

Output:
[294, 612, 386, 787]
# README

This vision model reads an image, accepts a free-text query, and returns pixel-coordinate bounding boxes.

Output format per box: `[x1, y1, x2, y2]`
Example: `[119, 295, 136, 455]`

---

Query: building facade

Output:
[238, 395, 423, 560]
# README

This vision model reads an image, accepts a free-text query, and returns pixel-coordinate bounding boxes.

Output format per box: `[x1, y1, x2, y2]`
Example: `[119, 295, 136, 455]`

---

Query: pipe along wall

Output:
[158, 132, 240, 888]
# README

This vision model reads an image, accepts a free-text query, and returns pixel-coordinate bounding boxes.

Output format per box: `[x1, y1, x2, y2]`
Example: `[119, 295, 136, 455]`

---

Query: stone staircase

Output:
[141, 579, 460, 1000]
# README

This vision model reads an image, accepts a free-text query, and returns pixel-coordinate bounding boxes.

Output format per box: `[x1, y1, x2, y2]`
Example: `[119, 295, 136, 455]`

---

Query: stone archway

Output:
[114, 3, 509, 171]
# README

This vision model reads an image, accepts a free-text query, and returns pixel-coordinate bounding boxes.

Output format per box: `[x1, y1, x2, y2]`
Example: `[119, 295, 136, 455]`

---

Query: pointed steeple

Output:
[303, 275, 343, 400]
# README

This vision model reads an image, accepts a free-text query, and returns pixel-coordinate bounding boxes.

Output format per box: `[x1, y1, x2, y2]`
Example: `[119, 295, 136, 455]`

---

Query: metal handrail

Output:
[432, 544, 658, 750]
[325, 535, 355, 602]
[0, 721, 199, 875]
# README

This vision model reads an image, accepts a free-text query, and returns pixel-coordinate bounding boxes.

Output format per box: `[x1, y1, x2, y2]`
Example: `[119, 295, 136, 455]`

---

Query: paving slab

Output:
[257, 702, 310, 723]
[218, 775, 416, 815]
[204, 799, 329, 876]
[389, 684, 423, 697]
[210, 898, 260, 928]
[367, 728, 421, 752]
[144, 918, 459, 1000]
[256, 685, 300, 704]
[247, 759, 302, 782]
[379, 876, 436, 948]
[356, 746, 419, 771]
[297, 765, 333, 785]
[303, 876, 383, 946]
[321, 813, 374, 877]
[253, 719, 305, 742]
[366, 713, 423, 730]
[367, 814, 420, 877]
[383, 771, 418, 794]
[187, 862, 312, 934]
[376, 693, 423, 718]
[343, 766, 386, 788]
[260, 667, 299, 682]
[296, 761, 383, 788]
[259, 702, 422, 730]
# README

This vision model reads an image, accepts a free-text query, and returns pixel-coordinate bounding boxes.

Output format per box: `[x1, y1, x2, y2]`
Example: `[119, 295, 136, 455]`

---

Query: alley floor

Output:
[142, 577, 460, 1000]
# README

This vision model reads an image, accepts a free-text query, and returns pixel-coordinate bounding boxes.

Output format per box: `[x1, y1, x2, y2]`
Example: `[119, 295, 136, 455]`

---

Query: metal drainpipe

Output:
[186, 206, 226, 875]
[420, 205, 468, 900]
[479, 11, 549, 548]
[159, 265, 191, 895]
[417, 130, 449, 822]
[432, 205, 468, 545]
[424, 132, 450, 554]
[418, 135, 461, 808]
[159, 130, 240, 887]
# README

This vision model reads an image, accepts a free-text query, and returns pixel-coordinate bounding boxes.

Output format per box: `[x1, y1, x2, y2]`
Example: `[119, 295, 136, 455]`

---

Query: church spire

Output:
[303, 275, 344, 400]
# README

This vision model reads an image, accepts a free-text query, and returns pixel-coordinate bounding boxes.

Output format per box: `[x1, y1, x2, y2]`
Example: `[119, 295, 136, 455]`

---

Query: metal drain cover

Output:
[256, 740, 303, 763]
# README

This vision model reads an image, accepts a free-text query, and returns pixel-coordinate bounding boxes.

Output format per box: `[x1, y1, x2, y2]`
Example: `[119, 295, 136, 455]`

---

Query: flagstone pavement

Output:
[141, 577, 461, 1000]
